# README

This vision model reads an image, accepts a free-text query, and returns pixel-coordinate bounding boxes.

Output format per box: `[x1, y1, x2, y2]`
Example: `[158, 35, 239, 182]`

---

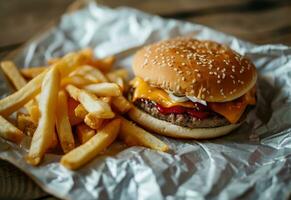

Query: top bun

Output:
[132, 37, 257, 102]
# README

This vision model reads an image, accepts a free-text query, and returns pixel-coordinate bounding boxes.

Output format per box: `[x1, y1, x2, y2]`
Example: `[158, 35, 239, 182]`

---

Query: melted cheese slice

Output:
[208, 86, 256, 124]
[130, 77, 256, 124]
[131, 77, 194, 108]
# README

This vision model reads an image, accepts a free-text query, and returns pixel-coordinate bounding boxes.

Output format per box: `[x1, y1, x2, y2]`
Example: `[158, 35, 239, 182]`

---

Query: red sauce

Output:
[156, 103, 210, 119]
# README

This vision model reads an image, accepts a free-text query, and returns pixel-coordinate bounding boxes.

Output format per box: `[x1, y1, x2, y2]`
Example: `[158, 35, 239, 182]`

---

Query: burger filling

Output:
[129, 77, 256, 128]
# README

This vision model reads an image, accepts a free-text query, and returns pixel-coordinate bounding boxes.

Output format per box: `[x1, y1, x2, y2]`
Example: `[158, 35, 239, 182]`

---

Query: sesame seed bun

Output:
[128, 107, 241, 139]
[132, 37, 257, 102]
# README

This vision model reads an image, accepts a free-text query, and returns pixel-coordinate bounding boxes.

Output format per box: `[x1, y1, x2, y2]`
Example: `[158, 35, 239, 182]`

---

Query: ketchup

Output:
[156, 103, 209, 119]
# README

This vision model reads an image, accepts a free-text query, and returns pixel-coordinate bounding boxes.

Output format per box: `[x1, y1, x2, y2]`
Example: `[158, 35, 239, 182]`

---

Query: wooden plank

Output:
[0, 0, 75, 47]
[97, 0, 251, 15]
[187, 5, 291, 45]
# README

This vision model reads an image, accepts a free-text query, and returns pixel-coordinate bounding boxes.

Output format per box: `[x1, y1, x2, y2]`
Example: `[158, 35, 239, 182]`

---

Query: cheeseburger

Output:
[127, 37, 257, 139]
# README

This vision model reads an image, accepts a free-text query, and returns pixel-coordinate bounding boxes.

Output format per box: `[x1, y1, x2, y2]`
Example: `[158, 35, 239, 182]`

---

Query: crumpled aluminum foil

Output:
[1, 2, 291, 200]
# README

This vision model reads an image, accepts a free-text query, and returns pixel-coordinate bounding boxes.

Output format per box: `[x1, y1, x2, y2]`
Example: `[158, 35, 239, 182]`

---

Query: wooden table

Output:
[0, 0, 290, 199]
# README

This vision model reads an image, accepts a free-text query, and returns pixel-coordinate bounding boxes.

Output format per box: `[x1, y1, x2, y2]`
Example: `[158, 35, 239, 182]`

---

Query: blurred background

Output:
[1, 0, 291, 58]
[0, 0, 291, 199]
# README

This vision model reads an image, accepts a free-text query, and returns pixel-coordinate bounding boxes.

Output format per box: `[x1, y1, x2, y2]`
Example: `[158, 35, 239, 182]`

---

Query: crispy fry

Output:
[119, 117, 169, 152]
[0, 51, 88, 116]
[47, 58, 60, 65]
[26, 67, 60, 165]
[76, 123, 95, 144]
[74, 103, 103, 129]
[1, 61, 27, 90]
[56, 91, 75, 153]
[83, 83, 121, 97]
[107, 73, 125, 91]
[61, 75, 97, 88]
[20, 66, 47, 79]
[70, 65, 108, 82]
[74, 104, 88, 119]
[61, 119, 120, 170]
[107, 69, 128, 80]
[66, 85, 114, 119]
[84, 113, 103, 130]
[27, 101, 41, 123]
[0, 61, 40, 121]
[88, 56, 115, 72]
[67, 98, 83, 126]
[17, 113, 36, 137]
[112, 96, 131, 113]
[0, 115, 24, 143]
[0, 70, 46, 116]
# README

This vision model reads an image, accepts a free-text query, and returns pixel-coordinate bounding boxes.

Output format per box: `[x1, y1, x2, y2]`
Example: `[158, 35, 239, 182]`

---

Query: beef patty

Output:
[132, 98, 230, 128]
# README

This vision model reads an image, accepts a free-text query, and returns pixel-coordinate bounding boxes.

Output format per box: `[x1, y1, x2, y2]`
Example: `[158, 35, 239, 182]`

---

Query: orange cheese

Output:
[130, 77, 256, 124]
[131, 77, 194, 108]
[208, 87, 256, 124]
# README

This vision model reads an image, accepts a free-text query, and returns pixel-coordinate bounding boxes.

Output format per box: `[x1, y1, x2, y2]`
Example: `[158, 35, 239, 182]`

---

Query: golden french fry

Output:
[76, 123, 95, 144]
[61, 75, 97, 88]
[74, 103, 103, 129]
[84, 113, 103, 130]
[56, 91, 75, 153]
[47, 58, 60, 65]
[27, 101, 41, 123]
[119, 117, 169, 152]
[88, 56, 115, 72]
[0, 51, 88, 116]
[66, 85, 114, 119]
[0, 70, 46, 116]
[0, 61, 41, 121]
[74, 104, 88, 119]
[112, 96, 131, 113]
[67, 98, 83, 126]
[20, 66, 47, 79]
[0, 115, 24, 143]
[61, 119, 121, 170]
[83, 83, 121, 97]
[17, 113, 36, 137]
[70, 65, 108, 82]
[100, 97, 112, 104]
[107, 69, 128, 80]
[107, 73, 124, 91]
[1, 61, 27, 90]
[26, 67, 60, 165]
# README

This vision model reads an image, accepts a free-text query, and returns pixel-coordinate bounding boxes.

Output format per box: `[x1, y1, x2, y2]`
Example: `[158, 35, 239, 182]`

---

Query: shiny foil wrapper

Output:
[1, 2, 291, 200]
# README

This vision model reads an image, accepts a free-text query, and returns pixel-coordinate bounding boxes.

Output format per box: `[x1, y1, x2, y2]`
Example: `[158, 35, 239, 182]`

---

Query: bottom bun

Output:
[128, 107, 242, 139]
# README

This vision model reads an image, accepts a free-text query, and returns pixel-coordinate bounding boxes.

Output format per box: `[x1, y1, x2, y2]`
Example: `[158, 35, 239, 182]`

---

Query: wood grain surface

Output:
[0, 0, 290, 200]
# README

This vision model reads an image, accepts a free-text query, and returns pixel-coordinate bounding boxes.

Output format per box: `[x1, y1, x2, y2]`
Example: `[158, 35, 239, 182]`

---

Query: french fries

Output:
[70, 65, 108, 82]
[21, 66, 47, 79]
[112, 96, 132, 113]
[61, 75, 97, 88]
[76, 124, 95, 144]
[56, 91, 75, 153]
[0, 49, 170, 170]
[66, 85, 114, 119]
[1, 61, 27, 90]
[107, 69, 128, 80]
[88, 56, 115, 72]
[67, 98, 83, 126]
[83, 83, 121, 97]
[0, 61, 40, 121]
[0, 51, 87, 116]
[26, 67, 60, 165]
[119, 117, 169, 152]
[17, 113, 36, 137]
[0, 115, 24, 143]
[84, 113, 103, 130]
[61, 119, 120, 170]
[74, 104, 88, 119]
